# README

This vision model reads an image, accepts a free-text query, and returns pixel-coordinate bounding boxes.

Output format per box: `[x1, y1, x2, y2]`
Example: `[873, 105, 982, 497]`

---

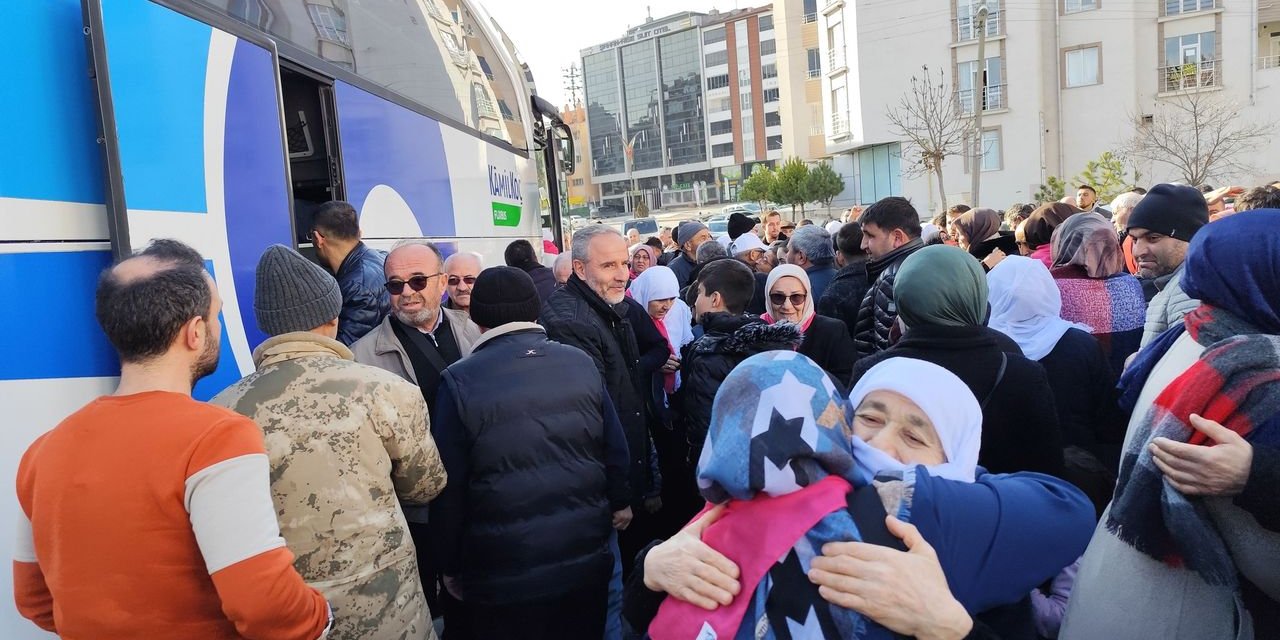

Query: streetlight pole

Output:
[970, 1, 989, 207]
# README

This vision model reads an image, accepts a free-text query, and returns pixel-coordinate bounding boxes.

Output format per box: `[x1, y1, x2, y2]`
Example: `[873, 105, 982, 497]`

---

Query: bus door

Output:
[83, 0, 294, 398]
[531, 94, 573, 250]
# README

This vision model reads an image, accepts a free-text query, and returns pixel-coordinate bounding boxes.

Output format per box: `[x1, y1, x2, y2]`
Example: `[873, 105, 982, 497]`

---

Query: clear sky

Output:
[480, 0, 739, 109]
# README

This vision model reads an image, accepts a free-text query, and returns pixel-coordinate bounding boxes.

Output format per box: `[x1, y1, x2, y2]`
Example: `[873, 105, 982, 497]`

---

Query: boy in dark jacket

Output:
[670, 260, 801, 523]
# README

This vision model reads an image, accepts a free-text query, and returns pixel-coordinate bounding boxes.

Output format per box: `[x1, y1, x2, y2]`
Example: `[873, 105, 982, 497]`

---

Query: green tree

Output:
[1034, 176, 1066, 203]
[740, 167, 776, 210]
[1071, 152, 1130, 203]
[771, 157, 812, 215]
[805, 163, 845, 208]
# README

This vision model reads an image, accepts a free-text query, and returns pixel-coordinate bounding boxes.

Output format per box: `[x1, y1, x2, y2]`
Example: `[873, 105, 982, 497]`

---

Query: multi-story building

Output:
[814, 0, 1280, 216]
[560, 104, 599, 211]
[580, 7, 781, 212]
[774, 0, 828, 161]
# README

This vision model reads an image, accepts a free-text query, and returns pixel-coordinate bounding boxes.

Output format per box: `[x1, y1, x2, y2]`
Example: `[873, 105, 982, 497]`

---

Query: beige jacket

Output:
[350, 308, 481, 386]
[211, 333, 446, 640]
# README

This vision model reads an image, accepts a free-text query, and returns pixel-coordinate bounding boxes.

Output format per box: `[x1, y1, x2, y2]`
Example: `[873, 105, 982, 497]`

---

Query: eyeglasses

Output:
[769, 292, 807, 308]
[447, 275, 477, 287]
[384, 273, 444, 295]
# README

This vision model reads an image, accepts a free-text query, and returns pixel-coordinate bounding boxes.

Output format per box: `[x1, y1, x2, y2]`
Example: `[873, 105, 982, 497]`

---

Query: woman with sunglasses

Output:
[761, 264, 856, 387]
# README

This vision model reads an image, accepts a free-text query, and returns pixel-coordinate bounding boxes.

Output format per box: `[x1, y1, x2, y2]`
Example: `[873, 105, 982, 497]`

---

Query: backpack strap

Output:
[979, 353, 1008, 411]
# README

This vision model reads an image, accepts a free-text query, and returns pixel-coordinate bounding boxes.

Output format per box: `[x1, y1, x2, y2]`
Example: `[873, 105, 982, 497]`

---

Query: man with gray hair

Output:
[786, 224, 838, 301]
[1110, 191, 1144, 237]
[553, 251, 573, 286]
[695, 238, 727, 264]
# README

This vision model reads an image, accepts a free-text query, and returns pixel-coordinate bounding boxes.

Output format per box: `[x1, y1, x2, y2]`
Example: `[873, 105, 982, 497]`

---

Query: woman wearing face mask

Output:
[762, 264, 856, 387]
[628, 352, 1094, 640]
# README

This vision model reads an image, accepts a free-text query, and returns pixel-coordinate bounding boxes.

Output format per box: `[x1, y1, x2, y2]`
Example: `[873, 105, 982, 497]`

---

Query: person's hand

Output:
[442, 575, 463, 601]
[981, 248, 1006, 271]
[809, 517, 973, 640]
[613, 507, 634, 530]
[1204, 185, 1245, 206]
[644, 496, 663, 514]
[642, 505, 741, 610]
[661, 355, 681, 373]
[1150, 413, 1253, 496]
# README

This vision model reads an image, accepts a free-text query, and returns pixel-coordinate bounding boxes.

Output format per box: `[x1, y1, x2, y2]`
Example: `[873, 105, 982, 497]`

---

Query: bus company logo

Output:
[488, 165, 522, 227]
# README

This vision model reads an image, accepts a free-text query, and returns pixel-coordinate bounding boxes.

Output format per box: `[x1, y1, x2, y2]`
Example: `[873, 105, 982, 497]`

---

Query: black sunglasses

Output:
[447, 275, 477, 287]
[384, 273, 443, 295]
[769, 292, 807, 308]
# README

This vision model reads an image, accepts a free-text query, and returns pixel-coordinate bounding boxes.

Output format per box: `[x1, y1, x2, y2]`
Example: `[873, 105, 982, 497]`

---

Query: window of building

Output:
[763, 88, 780, 103]
[710, 119, 734, 135]
[807, 48, 822, 78]
[704, 27, 726, 45]
[1162, 31, 1218, 90]
[707, 74, 730, 90]
[741, 92, 752, 110]
[827, 24, 845, 69]
[804, 0, 817, 22]
[472, 83, 497, 119]
[712, 142, 735, 157]
[1164, 0, 1217, 16]
[964, 129, 1002, 173]
[759, 14, 774, 31]
[855, 143, 902, 204]
[956, 0, 1001, 41]
[231, 0, 274, 30]
[705, 50, 729, 67]
[1064, 0, 1097, 13]
[660, 29, 707, 167]
[1065, 46, 1100, 87]
[716, 98, 732, 111]
[765, 111, 781, 127]
[307, 4, 350, 44]
[767, 135, 783, 150]
[573, 178, 585, 186]
[956, 56, 1005, 113]
[762, 63, 778, 79]
[809, 103, 824, 135]
[761, 39, 776, 56]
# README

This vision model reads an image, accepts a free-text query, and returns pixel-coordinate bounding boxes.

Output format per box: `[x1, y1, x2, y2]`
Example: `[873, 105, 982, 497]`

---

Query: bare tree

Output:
[1122, 91, 1274, 186]
[885, 65, 972, 211]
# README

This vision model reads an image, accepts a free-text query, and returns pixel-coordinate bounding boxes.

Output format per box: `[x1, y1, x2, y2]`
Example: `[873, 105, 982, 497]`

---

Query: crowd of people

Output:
[12, 179, 1280, 640]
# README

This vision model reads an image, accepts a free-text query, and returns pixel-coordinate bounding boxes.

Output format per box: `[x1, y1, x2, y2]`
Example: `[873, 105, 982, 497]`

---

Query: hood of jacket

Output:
[252, 332, 353, 368]
[696, 313, 802, 356]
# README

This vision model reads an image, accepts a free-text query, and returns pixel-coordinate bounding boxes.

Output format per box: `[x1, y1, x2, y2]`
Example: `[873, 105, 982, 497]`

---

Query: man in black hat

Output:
[1127, 183, 1210, 347]
[431, 266, 632, 639]
[668, 221, 712, 290]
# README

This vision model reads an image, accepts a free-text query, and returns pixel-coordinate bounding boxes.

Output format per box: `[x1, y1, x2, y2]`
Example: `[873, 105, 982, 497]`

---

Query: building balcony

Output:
[808, 69, 822, 79]
[1160, 0, 1220, 18]
[828, 49, 846, 73]
[956, 83, 1007, 115]
[830, 115, 850, 138]
[955, 11, 1001, 43]
[1261, 55, 1280, 70]
[1160, 60, 1219, 92]
[803, 12, 817, 23]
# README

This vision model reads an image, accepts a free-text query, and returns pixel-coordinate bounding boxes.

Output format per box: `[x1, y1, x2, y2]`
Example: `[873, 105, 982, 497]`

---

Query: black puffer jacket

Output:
[541, 275, 654, 505]
[853, 239, 924, 358]
[335, 242, 392, 346]
[817, 259, 869, 340]
[677, 314, 802, 460]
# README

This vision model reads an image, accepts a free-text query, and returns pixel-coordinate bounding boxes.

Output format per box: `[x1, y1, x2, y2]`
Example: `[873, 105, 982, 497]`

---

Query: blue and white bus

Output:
[1, 1, 572, 633]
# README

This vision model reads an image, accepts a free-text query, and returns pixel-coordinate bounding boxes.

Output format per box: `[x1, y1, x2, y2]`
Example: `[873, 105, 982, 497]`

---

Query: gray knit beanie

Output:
[254, 244, 342, 336]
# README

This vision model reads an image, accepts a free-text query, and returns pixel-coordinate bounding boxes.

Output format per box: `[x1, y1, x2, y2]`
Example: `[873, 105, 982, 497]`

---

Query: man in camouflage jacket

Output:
[213, 245, 447, 640]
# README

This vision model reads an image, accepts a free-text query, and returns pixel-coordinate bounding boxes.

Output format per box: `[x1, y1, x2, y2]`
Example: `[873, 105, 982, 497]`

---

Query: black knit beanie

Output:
[468, 266, 541, 329]
[728, 212, 758, 240]
[1126, 183, 1209, 243]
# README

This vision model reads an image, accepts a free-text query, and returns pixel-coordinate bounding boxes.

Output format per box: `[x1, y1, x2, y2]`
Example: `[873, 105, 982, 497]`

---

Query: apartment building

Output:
[774, 0, 828, 161]
[580, 7, 782, 211]
[560, 104, 599, 210]
[814, 0, 1280, 215]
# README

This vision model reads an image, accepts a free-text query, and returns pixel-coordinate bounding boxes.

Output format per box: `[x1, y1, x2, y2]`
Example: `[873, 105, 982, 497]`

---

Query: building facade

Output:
[560, 104, 599, 211]
[774, 0, 828, 161]
[812, 0, 1280, 216]
[580, 7, 782, 212]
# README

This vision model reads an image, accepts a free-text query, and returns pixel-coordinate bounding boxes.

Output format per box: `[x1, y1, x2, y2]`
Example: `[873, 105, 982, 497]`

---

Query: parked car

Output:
[706, 215, 729, 236]
[590, 203, 625, 219]
[621, 217, 660, 237]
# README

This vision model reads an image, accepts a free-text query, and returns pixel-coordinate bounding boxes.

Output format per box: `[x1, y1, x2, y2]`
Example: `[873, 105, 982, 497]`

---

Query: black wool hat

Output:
[1126, 183, 1209, 243]
[727, 212, 759, 240]
[469, 266, 541, 329]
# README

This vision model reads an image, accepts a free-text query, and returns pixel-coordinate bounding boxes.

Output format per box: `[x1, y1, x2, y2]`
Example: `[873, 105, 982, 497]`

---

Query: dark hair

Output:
[1004, 203, 1034, 228]
[1062, 446, 1116, 521]
[859, 196, 922, 239]
[834, 221, 865, 260]
[696, 259, 755, 315]
[1129, 186, 1148, 195]
[645, 236, 664, 251]
[95, 240, 213, 364]
[312, 201, 360, 240]
[1235, 185, 1280, 212]
[947, 204, 971, 216]
[1077, 184, 1097, 194]
[1197, 184, 1215, 194]
[503, 238, 538, 269]
[799, 219, 814, 226]
[764, 210, 781, 220]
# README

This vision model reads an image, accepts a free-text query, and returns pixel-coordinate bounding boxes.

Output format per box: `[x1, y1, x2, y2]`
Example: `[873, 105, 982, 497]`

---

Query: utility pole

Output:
[563, 63, 583, 107]
[970, 1, 989, 207]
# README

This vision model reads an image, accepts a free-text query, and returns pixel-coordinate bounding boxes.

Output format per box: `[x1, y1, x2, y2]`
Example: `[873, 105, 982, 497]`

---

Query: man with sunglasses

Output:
[352, 239, 481, 615]
[443, 252, 483, 318]
[309, 201, 392, 346]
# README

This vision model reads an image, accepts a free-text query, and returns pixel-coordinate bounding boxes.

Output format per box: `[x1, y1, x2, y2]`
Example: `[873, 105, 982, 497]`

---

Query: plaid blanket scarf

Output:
[1110, 304, 1280, 587]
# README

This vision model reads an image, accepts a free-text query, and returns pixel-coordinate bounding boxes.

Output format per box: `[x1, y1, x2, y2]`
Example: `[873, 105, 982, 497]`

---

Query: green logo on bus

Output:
[492, 202, 522, 227]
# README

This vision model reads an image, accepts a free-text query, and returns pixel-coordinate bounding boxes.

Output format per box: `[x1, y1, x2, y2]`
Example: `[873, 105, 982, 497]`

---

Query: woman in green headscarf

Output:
[849, 245, 1066, 477]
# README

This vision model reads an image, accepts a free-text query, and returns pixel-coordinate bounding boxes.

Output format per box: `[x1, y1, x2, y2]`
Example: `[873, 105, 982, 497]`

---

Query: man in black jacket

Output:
[432, 267, 631, 639]
[310, 200, 391, 345]
[504, 239, 557, 304]
[854, 197, 925, 358]
[671, 259, 801, 522]
[541, 225, 660, 563]
[818, 221, 870, 339]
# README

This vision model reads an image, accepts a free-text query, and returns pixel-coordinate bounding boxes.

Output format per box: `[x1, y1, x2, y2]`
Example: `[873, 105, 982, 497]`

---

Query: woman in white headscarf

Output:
[761, 264, 856, 386]
[629, 266, 694, 396]
[986, 256, 1127, 477]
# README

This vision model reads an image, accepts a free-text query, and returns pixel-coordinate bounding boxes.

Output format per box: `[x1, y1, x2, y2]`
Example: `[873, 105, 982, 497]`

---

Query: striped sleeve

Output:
[187, 417, 330, 640]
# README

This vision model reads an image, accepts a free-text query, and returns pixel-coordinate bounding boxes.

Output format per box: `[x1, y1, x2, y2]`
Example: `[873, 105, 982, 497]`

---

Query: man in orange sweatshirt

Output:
[13, 239, 332, 639]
